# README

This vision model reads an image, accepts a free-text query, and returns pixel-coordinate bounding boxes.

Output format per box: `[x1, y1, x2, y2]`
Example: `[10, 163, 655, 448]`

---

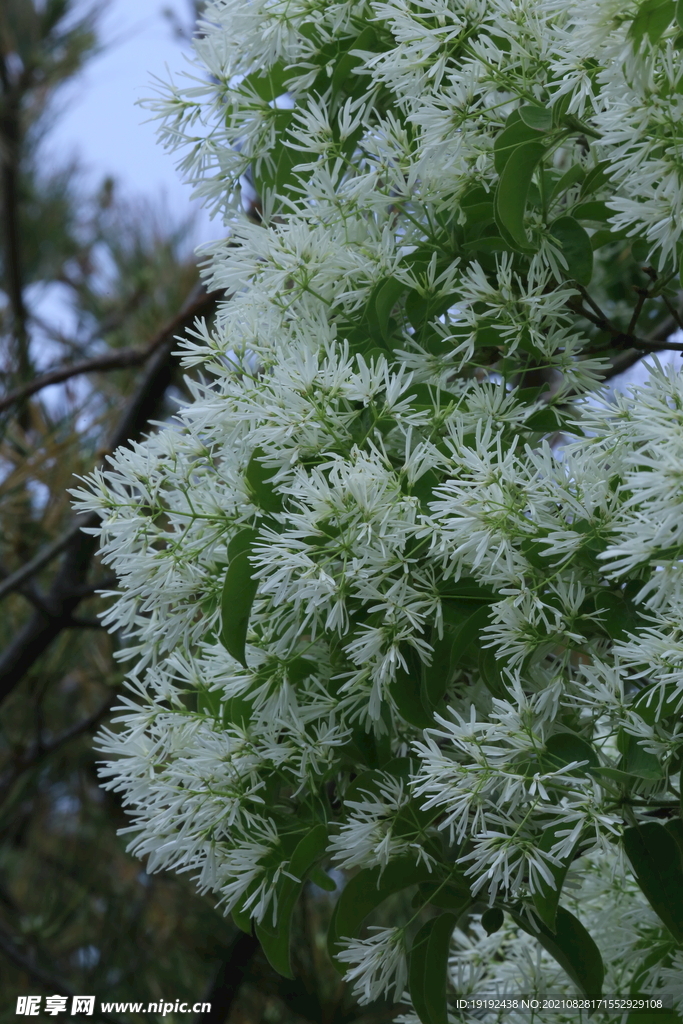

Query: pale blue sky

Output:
[54, 0, 215, 244]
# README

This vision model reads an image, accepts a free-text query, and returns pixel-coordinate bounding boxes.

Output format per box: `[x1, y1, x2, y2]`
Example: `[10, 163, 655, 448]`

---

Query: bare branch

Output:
[0, 289, 217, 415]
[0, 283, 219, 705]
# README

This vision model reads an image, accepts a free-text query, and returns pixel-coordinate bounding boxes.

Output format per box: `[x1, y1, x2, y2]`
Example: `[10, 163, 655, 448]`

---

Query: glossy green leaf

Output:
[495, 141, 545, 252]
[478, 645, 508, 699]
[665, 818, 683, 867]
[462, 200, 495, 224]
[246, 447, 283, 513]
[331, 26, 377, 94]
[220, 528, 259, 667]
[461, 236, 513, 254]
[525, 405, 563, 432]
[560, 112, 602, 140]
[422, 603, 491, 713]
[417, 879, 472, 912]
[631, 682, 681, 725]
[372, 276, 407, 342]
[550, 163, 586, 201]
[481, 907, 504, 935]
[623, 823, 683, 942]
[409, 913, 457, 1024]
[532, 824, 575, 931]
[256, 824, 329, 977]
[390, 645, 433, 728]
[591, 225, 630, 249]
[232, 899, 254, 935]
[519, 104, 553, 131]
[549, 216, 593, 285]
[581, 160, 611, 197]
[629, 0, 675, 46]
[573, 200, 612, 222]
[493, 118, 545, 174]
[409, 918, 434, 1024]
[328, 858, 434, 970]
[514, 907, 604, 996]
[240, 60, 290, 101]
[545, 731, 600, 775]
[619, 732, 664, 779]
[309, 865, 337, 891]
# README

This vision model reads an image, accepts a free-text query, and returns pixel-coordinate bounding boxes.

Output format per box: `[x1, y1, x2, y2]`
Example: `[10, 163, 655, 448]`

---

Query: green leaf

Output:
[309, 865, 337, 891]
[390, 645, 433, 728]
[494, 141, 546, 252]
[240, 60, 290, 101]
[550, 163, 586, 201]
[328, 858, 434, 970]
[559, 113, 602, 140]
[462, 201, 495, 225]
[525, 405, 563, 433]
[253, 108, 309, 204]
[220, 528, 259, 667]
[331, 26, 378, 95]
[256, 824, 329, 977]
[232, 899, 254, 934]
[629, 0, 675, 46]
[481, 907, 504, 935]
[372, 276, 407, 342]
[631, 682, 681, 725]
[246, 447, 283, 513]
[619, 732, 664, 779]
[591, 226, 630, 250]
[623, 822, 683, 942]
[422, 603, 491, 713]
[665, 818, 683, 867]
[409, 913, 457, 1024]
[580, 160, 611, 198]
[545, 732, 600, 775]
[573, 200, 612, 222]
[461, 236, 514, 254]
[493, 117, 545, 174]
[417, 879, 472, 911]
[519, 104, 553, 131]
[513, 907, 604, 996]
[549, 216, 594, 285]
[678, 0, 683, 30]
[532, 824, 575, 931]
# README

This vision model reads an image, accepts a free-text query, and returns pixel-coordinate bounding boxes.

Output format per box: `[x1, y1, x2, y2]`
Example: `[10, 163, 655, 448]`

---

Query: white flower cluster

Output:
[73, 0, 683, 1015]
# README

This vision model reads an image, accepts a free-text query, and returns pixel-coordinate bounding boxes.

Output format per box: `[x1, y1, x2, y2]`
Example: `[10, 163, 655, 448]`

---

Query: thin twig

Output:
[0, 283, 219, 704]
[0, 524, 84, 603]
[0, 289, 217, 415]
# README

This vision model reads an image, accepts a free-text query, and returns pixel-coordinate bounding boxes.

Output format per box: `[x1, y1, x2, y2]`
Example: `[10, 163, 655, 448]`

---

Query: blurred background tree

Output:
[0, 2, 397, 1021]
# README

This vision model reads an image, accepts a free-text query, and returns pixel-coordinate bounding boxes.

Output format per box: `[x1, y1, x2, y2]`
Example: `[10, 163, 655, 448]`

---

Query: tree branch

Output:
[0, 65, 31, 404]
[0, 289, 216, 415]
[193, 932, 260, 1024]
[0, 283, 219, 706]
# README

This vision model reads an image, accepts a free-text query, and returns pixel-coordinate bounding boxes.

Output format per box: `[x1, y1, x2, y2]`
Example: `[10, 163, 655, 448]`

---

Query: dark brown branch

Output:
[0, 289, 216, 414]
[0, 283, 219, 706]
[0, 62, 31, 423]
[193, 932, 260, 1024]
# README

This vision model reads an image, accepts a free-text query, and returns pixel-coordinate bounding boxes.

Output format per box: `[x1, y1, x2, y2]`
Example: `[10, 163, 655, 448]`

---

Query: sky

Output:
[54, 0, 215, 246]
